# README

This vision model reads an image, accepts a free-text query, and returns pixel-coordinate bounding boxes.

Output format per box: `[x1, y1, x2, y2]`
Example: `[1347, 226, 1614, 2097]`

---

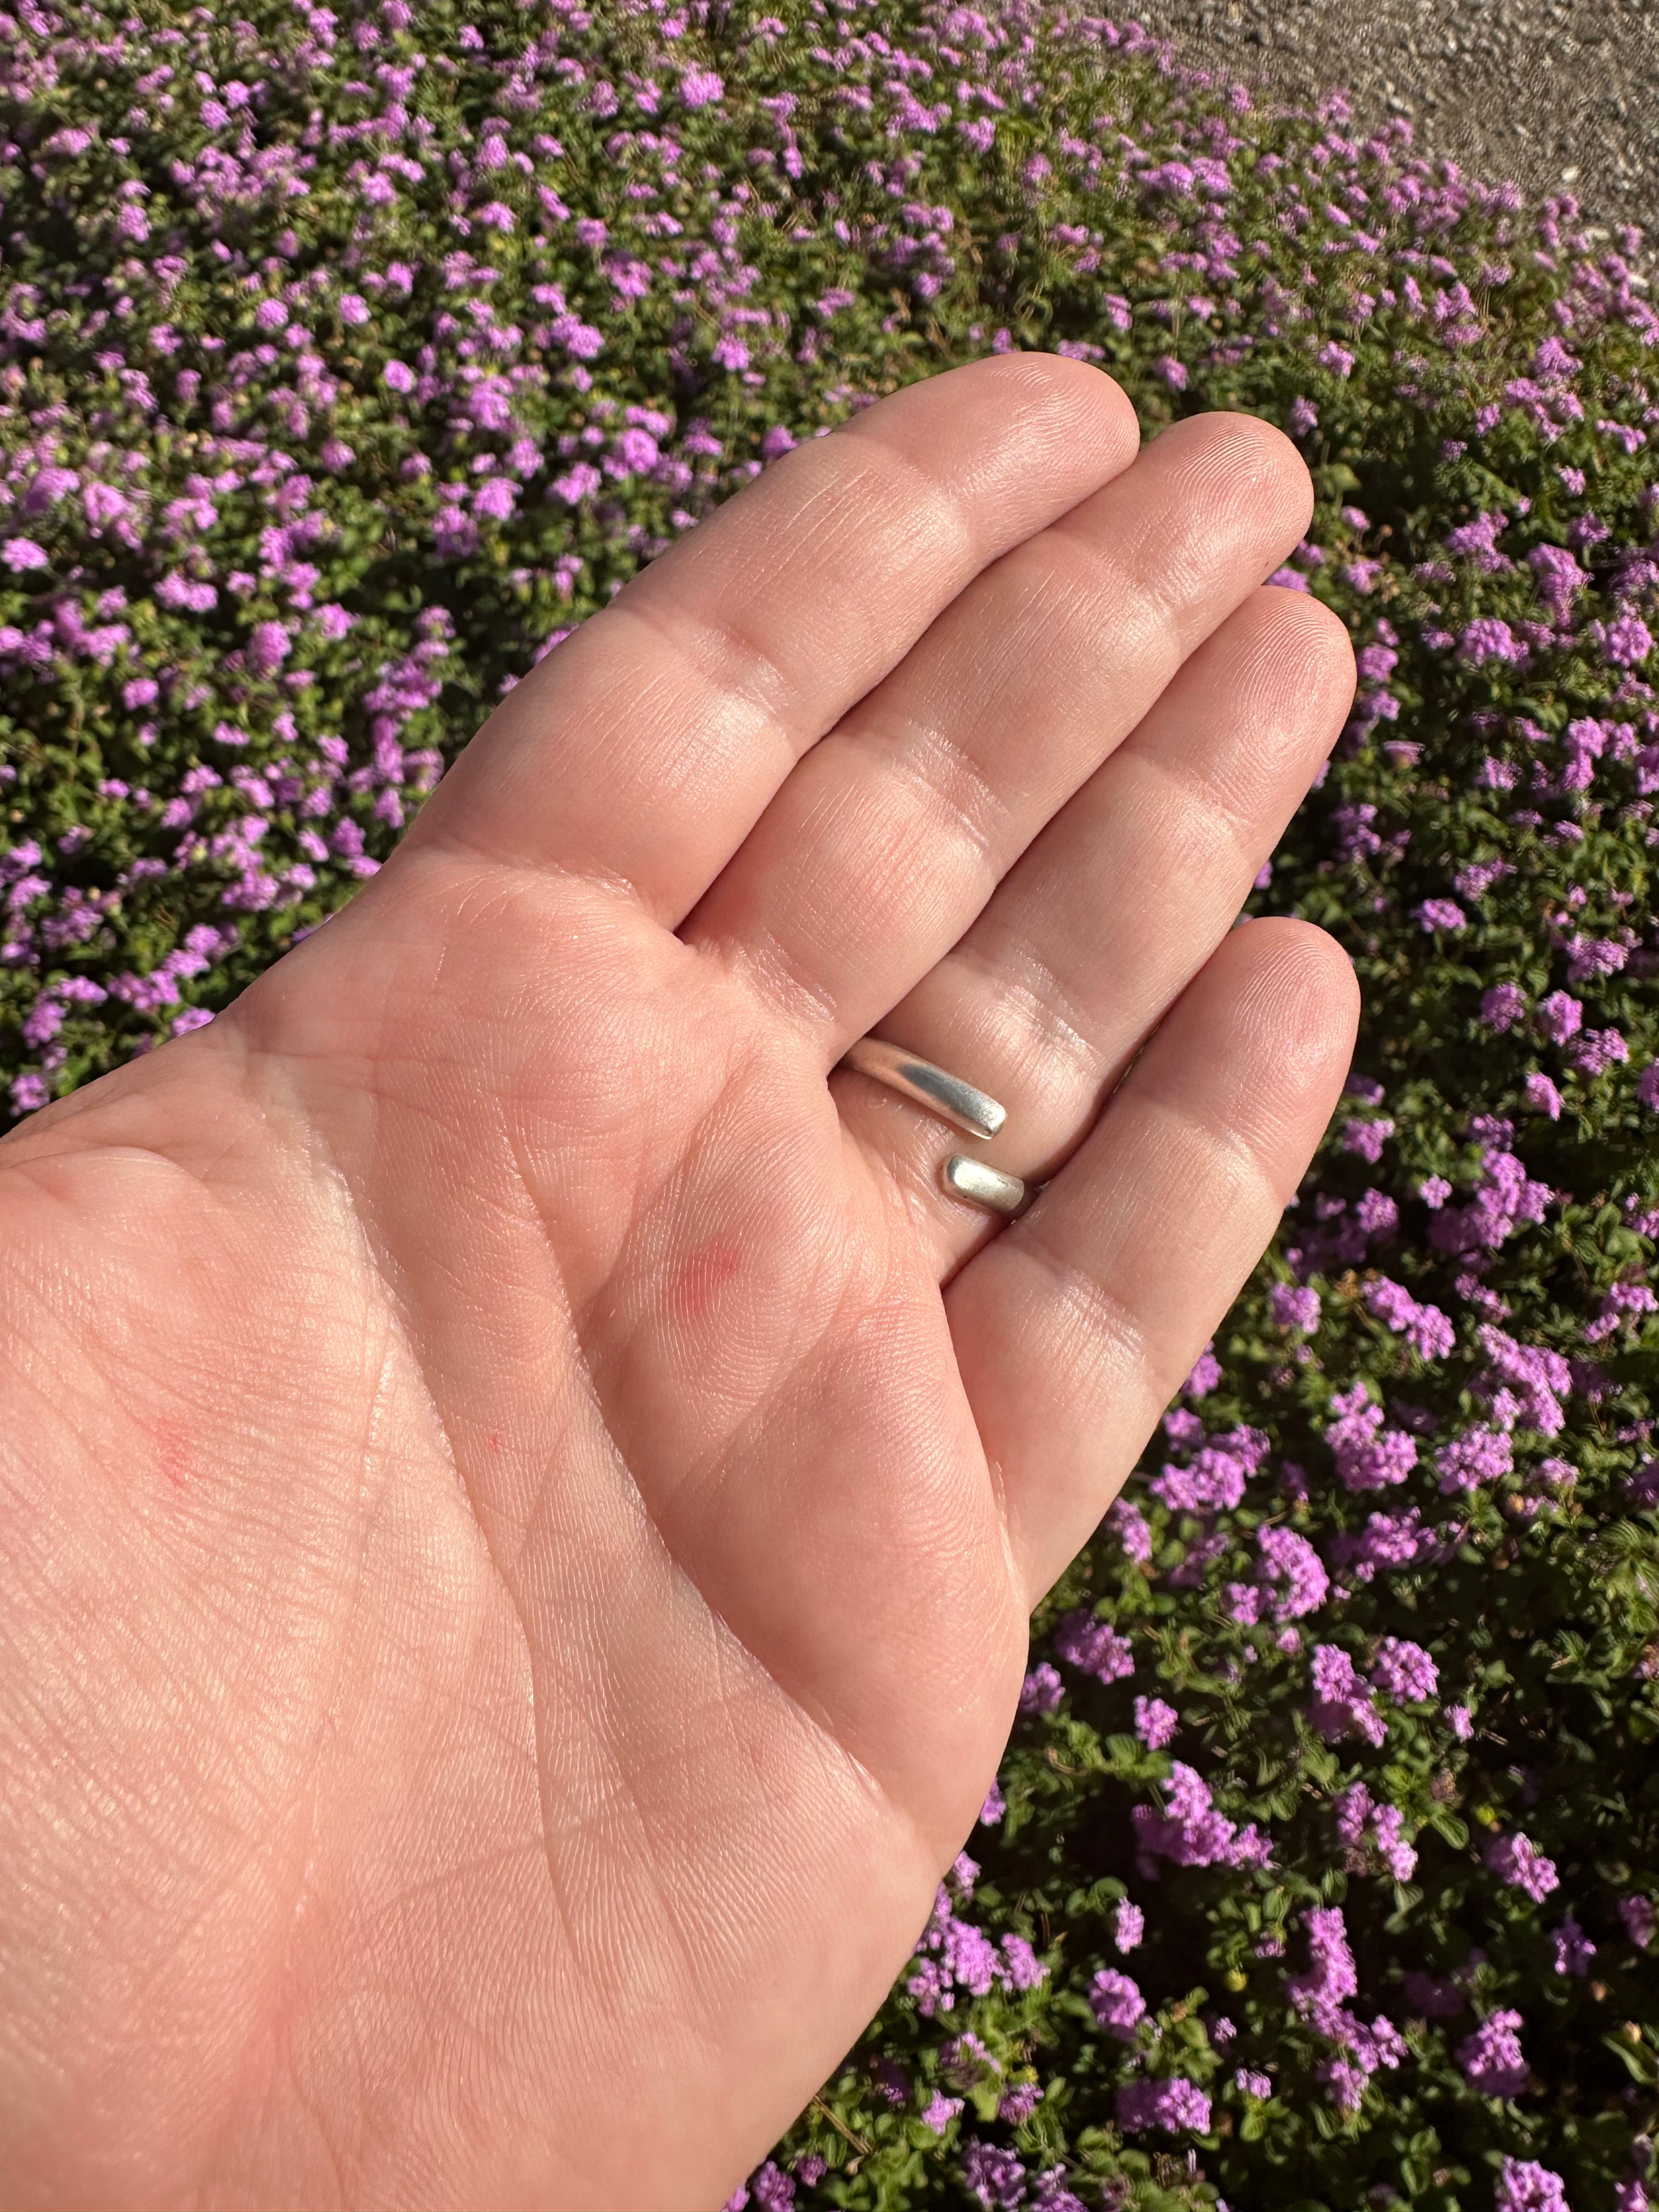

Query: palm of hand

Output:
[0, 359, 1357, 2209]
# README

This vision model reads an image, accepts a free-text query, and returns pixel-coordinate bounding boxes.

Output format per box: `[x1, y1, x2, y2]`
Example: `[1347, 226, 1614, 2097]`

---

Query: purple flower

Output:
[1308, 1644, 1386, 1746]
[1108, 1497, 1154, 1566]
[1457, 2008, 1530, 2097]
[1114, 2077, 1211, 2134]
[552, 461, 603, 505]
[1472, 1323, 1571, 1435]
[1271, 1283, 1322, 1332]
[551, 316, 605, 360]
[1568, 1026, 1628, 1076]
[958, 2143, 1024, 2208]
[1525, 1071, 1564, 1118]
[1356, 1188, 1399, 1239]
[1551, 1917, 1596, 1976]
[1435, 1424, 1514, 1493]
[751, 2162, 795, 2212]
[978, 1781, 1005, 1827]
[1325, 1381, 1418, 1494]
[1481, 983, 1527, 1031]
[1052, 1609, 1133, 1683]
[1459, 617, 1527, 666]
[313, 603, 354, 644]
[1090, 1966, 1146, 2041]
[1371, 1637, 1438, 1703]
[382, 361, 417, 394]
[1133, 1762, 1269, 1871]
[1364, 1277, 1454, 1359]
[1619, 1894, 1656, 1948]
[1183, 1340, 1222, 1396]
[1496, 2160, 1571, 2212]
[473, 477, 519, 522]
[1369, 1804, 1417, 1881]
[1256, 1525, 1329, 1620]
[1341, 1114, 1395, 1162]
[680, 67, 726, 106]
[2, 537, 48, 572]
[1113, 1898, 1144, 1953]
[1599, 610, 1654, 666]
[1234, 2068, 1273, 2098]
[1538, 989, 1583, 1043]
[22, 465, 75, 513]
[1565, 930, 1628, 985]
[1018, 1663, 1063, 1717]
[1415, 898, 1467, 932]
[611, 426, 661, 476]
[999, 1934, 1048, 1991]
[247, 619, 291, 677]
[1151, 1424, 1269, 1513]
[1335, 1782, 1372, 1846]
[1431, 1153, 1555, 1262]
[1133, 1696, 1177, 1749]
[919, 2092, 963, 2135]
[1284, 1906, 1406, 2104]
[1486, 1831, 1559, 1904]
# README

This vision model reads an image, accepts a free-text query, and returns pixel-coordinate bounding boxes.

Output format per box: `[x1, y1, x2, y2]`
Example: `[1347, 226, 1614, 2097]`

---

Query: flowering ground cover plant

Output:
[0, 0, 1656, 2205]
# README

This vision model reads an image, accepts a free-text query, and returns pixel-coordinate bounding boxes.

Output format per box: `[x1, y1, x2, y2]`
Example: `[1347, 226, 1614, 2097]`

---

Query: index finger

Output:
[399, 353, 1140, 923]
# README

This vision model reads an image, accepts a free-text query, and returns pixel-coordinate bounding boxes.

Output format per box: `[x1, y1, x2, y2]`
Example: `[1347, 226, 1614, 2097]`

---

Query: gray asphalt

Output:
[1144, 0, 1655, 254]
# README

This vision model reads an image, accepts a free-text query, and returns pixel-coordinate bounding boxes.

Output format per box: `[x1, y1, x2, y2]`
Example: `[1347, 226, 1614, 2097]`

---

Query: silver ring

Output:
[839, 1037, 1032, 1218]
[839, 1036, 1006, 1140]
[941, 1154, 1032, 1217]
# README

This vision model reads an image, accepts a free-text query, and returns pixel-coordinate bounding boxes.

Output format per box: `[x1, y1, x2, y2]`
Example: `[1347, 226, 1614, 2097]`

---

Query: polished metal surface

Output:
[940, 1154, 1028, 1216]
[839, 1036, 1007, 1141]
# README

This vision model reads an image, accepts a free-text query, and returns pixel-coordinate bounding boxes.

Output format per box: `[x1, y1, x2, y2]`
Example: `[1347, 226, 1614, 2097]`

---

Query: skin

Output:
[0, 355, 1359, 2211]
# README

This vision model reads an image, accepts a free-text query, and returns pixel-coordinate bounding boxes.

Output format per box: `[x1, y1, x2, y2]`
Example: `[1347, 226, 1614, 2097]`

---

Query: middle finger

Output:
[679, 409, 1312, 1041]
[837, 579, 1356, 1277]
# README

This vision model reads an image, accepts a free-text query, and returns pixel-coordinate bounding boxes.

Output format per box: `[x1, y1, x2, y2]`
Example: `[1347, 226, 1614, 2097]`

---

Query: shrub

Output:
[0, 3, 1655, 2207]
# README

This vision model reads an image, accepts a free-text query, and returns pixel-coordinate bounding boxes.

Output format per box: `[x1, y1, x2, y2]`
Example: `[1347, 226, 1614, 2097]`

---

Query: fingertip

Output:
[1143, 410, 1314, 591]
[1214, 410, 1316, 536]
[1253, 584, 1359, 727]
[1240, 914, 1362, 1076]
[969, 348, 1142, 475]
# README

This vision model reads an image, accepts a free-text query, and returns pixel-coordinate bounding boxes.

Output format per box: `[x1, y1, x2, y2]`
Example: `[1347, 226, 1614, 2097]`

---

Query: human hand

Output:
[0, 354, 1357, 2209]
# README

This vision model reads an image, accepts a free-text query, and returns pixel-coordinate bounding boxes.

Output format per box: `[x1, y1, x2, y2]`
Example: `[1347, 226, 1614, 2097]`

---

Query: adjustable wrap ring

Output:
[838, 1036, 1040, 1218]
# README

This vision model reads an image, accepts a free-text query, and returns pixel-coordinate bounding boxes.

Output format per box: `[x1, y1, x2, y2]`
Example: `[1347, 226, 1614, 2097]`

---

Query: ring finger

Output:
[832, 582, 1356, 1275]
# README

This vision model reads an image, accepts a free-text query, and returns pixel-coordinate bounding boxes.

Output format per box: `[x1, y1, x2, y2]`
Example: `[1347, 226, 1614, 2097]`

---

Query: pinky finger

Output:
[944, 917, 1359, 1608]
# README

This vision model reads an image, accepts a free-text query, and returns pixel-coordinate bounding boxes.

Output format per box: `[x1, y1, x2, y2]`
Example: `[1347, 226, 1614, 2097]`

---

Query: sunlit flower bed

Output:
[1, 2, 1656, 2206]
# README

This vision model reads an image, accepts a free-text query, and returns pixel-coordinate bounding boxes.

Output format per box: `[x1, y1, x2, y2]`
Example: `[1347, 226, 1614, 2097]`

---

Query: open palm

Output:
[0, 357, 1358, 2210]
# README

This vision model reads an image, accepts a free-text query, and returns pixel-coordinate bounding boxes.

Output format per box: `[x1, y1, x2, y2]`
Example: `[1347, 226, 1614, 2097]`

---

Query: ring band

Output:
[839, 1036, 1006, 1141]
[839, 1036, 1034, 1217]
[941, 1154, 1031, 1216]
